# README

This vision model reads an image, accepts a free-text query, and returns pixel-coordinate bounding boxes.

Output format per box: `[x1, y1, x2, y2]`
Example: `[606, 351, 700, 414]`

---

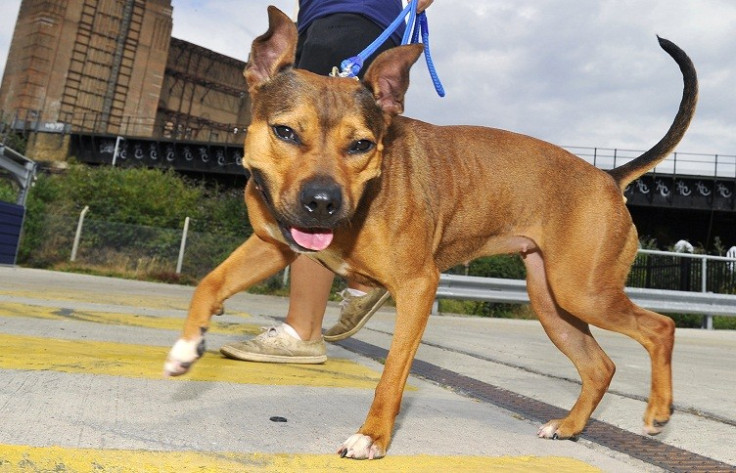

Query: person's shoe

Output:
[220, 325, 327, 364]
[323, 288, 390, 342]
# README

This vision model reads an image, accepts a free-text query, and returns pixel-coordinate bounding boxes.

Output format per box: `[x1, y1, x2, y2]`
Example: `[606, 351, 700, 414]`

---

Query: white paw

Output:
[338, 434, 384, 460]
[164, 337, 204, 377]
[537, 423, 558, 439]
[643, 424, 663, 436]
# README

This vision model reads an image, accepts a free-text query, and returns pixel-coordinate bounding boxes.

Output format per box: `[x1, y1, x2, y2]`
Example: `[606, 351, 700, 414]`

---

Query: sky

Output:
[1, 1, 735, 162]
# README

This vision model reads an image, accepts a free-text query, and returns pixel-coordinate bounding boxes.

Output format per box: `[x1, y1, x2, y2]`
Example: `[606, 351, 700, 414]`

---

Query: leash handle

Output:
[336, 0, 445, 98]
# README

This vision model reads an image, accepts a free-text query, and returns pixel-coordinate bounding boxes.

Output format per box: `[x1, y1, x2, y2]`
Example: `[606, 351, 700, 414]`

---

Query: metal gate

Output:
[0, 201, 24, 265]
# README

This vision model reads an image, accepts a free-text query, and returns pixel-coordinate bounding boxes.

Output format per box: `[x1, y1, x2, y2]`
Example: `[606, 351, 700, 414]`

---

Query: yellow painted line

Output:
[0, 333, 387, 389]
[0, 302, 257, 335]
[0, 288, 191, 311]
[0, 445, 602, 472]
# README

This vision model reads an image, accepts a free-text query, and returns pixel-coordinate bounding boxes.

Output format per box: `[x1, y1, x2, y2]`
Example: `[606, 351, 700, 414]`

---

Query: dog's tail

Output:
[608, 36, 698, 190]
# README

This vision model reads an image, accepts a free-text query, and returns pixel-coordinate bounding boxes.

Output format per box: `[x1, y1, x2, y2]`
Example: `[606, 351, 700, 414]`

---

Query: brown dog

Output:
[165, 6, 697, 459]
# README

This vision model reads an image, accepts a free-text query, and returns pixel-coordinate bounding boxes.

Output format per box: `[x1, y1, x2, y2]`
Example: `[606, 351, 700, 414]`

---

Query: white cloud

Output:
[0, 2, 21, 82]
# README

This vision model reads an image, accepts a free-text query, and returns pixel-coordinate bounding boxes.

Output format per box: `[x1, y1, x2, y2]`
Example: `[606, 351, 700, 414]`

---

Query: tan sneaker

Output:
[323, 288, 390, 342]
[220, 325, 327, 364]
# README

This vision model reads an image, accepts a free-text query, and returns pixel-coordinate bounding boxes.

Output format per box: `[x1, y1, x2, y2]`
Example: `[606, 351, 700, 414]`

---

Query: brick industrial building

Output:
[0, 0, 251, 157]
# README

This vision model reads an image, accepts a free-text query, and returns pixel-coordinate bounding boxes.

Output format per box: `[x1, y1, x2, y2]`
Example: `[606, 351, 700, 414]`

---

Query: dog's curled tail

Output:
[608, 36, 698, 190]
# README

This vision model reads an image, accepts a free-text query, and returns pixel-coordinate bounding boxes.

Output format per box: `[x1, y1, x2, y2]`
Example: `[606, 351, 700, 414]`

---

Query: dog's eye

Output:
[348, 140, 375, 154]
[272, 125, 300, 144]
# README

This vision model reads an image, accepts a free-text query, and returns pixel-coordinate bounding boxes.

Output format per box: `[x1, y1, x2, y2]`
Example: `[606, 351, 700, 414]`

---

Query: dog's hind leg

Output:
[547, 258, 676, 435]
[615, 303, 675, 435]
[561, 288, 675, 435]
[164, 234, 296, 376]
[523, 250, 617, 439]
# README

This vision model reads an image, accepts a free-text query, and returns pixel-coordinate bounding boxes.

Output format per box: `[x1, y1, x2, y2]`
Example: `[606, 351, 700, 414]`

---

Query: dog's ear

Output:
[363, 44, 424, 116]
[244, 6, 298, 90]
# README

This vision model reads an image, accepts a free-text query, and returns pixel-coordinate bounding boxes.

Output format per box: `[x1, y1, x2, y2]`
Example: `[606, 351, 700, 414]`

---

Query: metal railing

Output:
[565, 146, 736, 179]
[629, 249, 736, 294]
[2, 108, 248, 145]
[434, 249, 736, 329]
[434, 273, 736, 329]
[0, 144, 37, 206]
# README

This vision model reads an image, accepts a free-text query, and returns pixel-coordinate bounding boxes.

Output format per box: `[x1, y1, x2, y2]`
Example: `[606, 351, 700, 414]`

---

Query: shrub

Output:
[0, 179, 17, 203]
[17, 164, 251, 277]
[442, 255, 527, 317]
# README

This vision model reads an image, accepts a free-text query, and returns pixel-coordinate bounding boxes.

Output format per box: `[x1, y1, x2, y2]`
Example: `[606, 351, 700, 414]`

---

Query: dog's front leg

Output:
[339, 273, 439, 459]
[164, 234, 295, 376]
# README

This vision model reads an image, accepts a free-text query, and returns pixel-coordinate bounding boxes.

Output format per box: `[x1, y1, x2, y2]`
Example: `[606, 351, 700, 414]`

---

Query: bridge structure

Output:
[71, 133, 736, 212]
[72, 132, 246, 177]
[565, 146, 736, 213]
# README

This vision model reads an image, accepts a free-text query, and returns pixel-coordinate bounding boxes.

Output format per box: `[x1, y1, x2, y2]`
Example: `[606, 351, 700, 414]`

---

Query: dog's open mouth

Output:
[288, 227, 334, 252]
[250, 169, 337, 252]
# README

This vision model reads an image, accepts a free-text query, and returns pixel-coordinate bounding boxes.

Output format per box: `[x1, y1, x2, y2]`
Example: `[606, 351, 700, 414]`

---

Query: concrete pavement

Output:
[0, 266, 734, 472]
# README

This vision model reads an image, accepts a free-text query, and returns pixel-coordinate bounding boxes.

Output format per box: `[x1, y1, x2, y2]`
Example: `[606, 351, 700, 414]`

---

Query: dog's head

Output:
[242, 6, 423, 253]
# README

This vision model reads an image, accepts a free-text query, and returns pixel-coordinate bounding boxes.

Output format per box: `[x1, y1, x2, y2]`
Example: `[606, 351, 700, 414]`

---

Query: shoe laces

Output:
[257, 326, 281, 339]
[338, 289, 356, 309]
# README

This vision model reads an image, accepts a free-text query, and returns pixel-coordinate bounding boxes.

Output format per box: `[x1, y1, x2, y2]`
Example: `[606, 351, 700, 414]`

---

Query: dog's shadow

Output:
[170, 381, 216, 402]
[393, 394, 417, 433]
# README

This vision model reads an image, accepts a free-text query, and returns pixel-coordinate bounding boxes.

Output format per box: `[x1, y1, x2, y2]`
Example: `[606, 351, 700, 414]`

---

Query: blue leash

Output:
[335, 0, 445, 97]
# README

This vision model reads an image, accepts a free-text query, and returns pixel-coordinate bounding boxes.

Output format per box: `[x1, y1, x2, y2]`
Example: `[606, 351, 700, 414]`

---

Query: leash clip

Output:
[331, 56, 363, 79]
[333, 0, 445, 96]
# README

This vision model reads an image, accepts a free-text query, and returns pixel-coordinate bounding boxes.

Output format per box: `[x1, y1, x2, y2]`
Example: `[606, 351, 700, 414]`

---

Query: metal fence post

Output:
[176, 217, 190, 275]
[70, 206, 89, 262]
[701, 256, 713, 329]
[112, 136, 124, 166]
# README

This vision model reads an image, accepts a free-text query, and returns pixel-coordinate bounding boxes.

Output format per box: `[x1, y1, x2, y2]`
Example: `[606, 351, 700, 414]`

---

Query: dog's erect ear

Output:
[244, 6, 298, 90]
[363, 44, 424, 116]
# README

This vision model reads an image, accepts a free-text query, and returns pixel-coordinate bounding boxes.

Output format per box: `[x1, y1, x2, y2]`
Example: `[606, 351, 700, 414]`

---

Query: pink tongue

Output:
[290, 228, 334, 251]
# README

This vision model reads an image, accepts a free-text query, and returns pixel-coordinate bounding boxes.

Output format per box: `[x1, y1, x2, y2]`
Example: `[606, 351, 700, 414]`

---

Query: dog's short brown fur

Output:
[165, 6, 698, 459]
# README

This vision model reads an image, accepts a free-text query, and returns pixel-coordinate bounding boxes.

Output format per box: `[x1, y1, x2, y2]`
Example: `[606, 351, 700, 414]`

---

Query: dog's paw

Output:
[537, 419, 577, 440]
[537, 422, 559, 439]
[337, 434, 385, 460]
[164, 337, 205, 377]
[643, 403, 673, 435]
[643, 416, 670, 436]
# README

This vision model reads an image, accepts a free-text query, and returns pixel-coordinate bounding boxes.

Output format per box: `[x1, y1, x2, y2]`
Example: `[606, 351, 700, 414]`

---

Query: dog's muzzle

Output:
[251, 170, 346, 252]
[277, 176, 342, 252]
[299, 177, 342, 222]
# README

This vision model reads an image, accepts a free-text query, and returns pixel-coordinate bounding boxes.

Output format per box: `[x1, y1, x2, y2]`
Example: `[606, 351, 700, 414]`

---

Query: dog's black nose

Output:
[299, 177, 342, 222]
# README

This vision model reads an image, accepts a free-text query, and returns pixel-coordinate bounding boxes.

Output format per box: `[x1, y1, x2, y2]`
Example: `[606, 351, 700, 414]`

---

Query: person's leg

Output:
[294, 13, 395, 340]
[284, 256, 388, 342]
[284, 255, 334, 340]
[219, 255, 331, 363]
